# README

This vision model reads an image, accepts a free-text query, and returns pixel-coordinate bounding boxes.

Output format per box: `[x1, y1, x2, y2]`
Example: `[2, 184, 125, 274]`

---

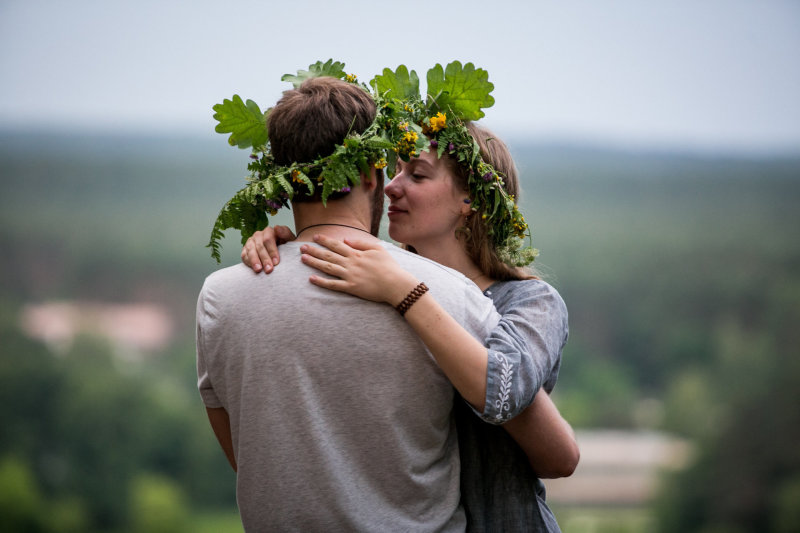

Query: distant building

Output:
[546, 430, 691, 506]
[20, 301, 174, 359]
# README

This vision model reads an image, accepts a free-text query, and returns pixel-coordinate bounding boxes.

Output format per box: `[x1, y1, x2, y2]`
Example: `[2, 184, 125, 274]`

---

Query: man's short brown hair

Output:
[268, 77, 376, 166]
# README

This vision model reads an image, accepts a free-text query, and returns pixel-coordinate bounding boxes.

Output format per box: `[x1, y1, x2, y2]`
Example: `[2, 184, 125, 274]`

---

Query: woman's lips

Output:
[387, 206, 407, 217]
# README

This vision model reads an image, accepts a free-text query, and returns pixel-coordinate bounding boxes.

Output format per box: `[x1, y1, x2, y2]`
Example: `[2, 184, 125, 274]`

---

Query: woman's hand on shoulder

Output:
[241, 225, 296, 273]
[300, 234, 419, 305]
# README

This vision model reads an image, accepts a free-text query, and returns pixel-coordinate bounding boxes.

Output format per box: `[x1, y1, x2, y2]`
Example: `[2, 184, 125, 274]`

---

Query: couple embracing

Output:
[197, 61, 578, 532]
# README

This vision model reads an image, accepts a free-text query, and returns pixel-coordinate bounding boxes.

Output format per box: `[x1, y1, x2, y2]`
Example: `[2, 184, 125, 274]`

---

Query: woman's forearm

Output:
[502, 390, 579, 478]
[401, 291, 489, 411]
[404, 291, 579, 475]
[404, 288, 579, 474]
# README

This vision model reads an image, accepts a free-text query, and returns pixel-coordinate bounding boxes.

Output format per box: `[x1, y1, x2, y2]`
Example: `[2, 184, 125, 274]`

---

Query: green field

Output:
[2, 131, 798, 532]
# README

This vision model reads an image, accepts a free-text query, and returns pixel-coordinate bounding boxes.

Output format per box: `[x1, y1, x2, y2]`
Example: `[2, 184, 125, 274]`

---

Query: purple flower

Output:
[430, 139, 438, 148]
[249, 154, 259, 160]
[266, 200, 282, 210]
[340, 186, 351, 193]
[447, 142, 455, 152]
[482, 172, 493, 182]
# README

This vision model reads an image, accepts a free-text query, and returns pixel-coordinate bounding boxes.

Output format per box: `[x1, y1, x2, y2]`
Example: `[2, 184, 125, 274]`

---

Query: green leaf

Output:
[370, 65, 420, 100]
[275, 174, 293, 197]
[206, 183, 269, 262]
[212, 95, 268, 149]
[294, 171, 315, 195]
[426, 61, 495, 120]
[385, 149, 398, 177]
[281, 59, 347, 88]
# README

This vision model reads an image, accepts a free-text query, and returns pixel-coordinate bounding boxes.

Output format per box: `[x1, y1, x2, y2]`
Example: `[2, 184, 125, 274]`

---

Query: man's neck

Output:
[292, 202, 375, 243]
[294, 221, 375, 242]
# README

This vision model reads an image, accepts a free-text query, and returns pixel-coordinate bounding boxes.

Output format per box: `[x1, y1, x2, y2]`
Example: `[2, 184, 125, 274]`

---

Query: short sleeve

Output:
[196, 285, 223, 409]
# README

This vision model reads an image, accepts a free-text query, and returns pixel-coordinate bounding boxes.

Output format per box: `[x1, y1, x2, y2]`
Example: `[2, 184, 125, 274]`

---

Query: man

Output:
[197, 77, 499, 531]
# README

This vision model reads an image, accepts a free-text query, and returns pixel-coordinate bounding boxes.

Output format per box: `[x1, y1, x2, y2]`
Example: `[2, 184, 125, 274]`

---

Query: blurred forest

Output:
[1, 130, 798, 532]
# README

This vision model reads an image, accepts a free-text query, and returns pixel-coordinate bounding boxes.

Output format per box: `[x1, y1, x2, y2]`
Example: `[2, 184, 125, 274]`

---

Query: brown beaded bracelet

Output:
[395, 282, 429, 316]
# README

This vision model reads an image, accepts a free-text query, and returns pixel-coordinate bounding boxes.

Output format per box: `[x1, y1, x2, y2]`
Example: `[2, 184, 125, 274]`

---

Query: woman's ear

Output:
[460, 198, 472, 216]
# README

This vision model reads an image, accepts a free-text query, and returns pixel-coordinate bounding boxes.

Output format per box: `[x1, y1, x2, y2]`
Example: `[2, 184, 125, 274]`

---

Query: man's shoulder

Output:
[380, 242, 500, 333]
[202, 263, 259, 290]
[380, 242, 467, 283]
[202, 243, 305, 291]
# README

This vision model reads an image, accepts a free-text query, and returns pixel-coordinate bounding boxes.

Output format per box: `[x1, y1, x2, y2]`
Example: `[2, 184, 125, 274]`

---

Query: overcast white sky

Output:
[1, 0, 799, 153]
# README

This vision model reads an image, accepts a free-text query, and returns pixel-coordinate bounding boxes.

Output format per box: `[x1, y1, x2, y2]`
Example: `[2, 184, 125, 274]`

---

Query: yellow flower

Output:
[374, 158, 388, 169]
[429, 112, 447, 132]
[291, 169, 303, 183]
[403, 131, 418, 143]
[398, 122, 409, 131]
[345, 73, 358, 83]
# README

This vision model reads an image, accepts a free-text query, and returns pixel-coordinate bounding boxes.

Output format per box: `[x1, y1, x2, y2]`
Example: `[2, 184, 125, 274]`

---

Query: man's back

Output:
[197, 241, 499, 532]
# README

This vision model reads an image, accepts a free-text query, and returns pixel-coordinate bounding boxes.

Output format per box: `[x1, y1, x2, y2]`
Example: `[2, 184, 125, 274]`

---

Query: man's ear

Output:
[362, 167, 379, 192]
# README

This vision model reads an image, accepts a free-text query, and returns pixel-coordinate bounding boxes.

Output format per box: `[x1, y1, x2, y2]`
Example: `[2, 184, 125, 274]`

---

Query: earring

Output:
[455, 225, 472, 241]
[461, 198, 473, 216]
[455, 209, 473, 241]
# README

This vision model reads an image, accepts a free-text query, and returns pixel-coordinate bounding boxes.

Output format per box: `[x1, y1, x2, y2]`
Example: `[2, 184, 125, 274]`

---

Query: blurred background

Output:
[2, 1, 799, 532]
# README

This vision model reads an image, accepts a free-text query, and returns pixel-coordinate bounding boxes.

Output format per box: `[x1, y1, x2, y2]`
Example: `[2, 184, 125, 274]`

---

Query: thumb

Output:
[275, 225, 297, 243]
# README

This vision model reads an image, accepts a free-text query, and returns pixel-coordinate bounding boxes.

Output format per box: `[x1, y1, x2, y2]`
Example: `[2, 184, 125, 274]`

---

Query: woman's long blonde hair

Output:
[448, 122, 537, 281]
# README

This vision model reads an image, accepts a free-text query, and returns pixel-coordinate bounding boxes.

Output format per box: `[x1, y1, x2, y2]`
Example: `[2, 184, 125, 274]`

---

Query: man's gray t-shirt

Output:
[197, 241, 499, 532]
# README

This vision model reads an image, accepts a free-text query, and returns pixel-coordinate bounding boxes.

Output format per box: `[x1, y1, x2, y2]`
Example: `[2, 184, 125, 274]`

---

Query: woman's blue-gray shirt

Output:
[457, 278, 569, 533]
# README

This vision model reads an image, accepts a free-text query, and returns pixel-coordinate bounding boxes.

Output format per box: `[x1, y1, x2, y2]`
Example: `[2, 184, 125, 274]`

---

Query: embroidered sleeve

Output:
[473, 281, 568, 424]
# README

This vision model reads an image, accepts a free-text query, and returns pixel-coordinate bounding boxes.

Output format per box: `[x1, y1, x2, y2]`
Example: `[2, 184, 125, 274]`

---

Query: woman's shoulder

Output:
[488, 278, 565, 307]
[486, 279, 568, 328]
[492, 277, 558, 292]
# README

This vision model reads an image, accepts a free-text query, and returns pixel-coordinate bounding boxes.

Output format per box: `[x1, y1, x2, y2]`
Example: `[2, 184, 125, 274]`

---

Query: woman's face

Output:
[384, 150, 468, 251]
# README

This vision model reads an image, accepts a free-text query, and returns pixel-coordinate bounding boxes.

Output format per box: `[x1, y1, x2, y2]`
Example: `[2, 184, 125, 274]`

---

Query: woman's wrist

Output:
[395, 283, 429, 315]
[389, 273, 422, 307]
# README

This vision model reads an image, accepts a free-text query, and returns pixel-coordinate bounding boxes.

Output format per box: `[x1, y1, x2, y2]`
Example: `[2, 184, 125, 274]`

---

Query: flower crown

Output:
[208, 59, 537, 267]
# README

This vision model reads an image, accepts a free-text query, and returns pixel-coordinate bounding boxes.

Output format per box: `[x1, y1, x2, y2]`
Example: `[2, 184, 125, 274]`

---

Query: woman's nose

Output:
[385, 176, 401, 199]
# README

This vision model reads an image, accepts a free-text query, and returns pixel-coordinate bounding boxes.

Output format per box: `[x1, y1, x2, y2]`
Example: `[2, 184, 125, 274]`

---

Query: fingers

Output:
[312, 234, 354, 256]
[241, 227, 285, 274]
[241, 239, 263, 272]
[342, 237, 383, 252]
[253, 227, 280, 272]
[274, 225, 296, 245]
[308, 275, 350, 292]
[261, 233, 280, 268]
[300, 253, 345, 279]
[300, 243, 346, 265]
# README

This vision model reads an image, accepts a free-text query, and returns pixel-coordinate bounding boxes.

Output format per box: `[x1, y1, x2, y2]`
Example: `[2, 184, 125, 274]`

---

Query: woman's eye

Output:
[412, 174, 426, 180]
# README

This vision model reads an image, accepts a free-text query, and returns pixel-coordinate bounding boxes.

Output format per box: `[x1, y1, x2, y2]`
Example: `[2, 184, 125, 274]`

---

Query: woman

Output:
[242, 122, 578, 532]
